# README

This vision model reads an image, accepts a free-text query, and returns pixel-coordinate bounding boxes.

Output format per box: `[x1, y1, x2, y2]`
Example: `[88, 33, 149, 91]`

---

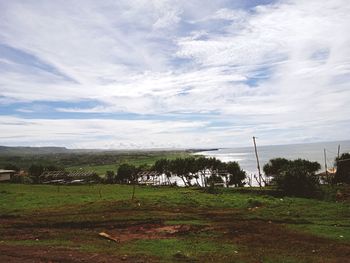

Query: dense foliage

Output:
[0, 151, 189, 170]
[116, 163, 138, 184]
[151, 157, 245, 187]
[103, 157, 246, 188]
[334, 153, 350, 184]
[263, 158, 321, 197]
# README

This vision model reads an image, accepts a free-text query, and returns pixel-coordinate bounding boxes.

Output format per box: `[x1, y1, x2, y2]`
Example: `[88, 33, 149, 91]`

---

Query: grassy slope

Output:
[66, 152, 190, 175]
[0, 184, 349, 262]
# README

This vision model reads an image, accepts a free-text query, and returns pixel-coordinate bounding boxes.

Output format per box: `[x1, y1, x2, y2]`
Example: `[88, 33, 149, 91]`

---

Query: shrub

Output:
[275, 166, 320, 197]
[334, 153, 350, 184]
[105, 170, 115, 184]
[264, 158, 321, 197]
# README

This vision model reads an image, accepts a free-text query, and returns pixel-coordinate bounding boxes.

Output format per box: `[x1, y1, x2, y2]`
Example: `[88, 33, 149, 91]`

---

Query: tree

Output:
[195, 157, 209, 187]
[153, 158, 171, 185]
[264, 158, 321, 197]
[226, 161, 246, 187]
[116, 164, 137, 184]
[275, 165, 319, 197]
[168, 158, 190, 186]
[116, 163, 139, 200]
[28, 164, 44, 184]
[263, 158, 290, 183]
[153, 159, 168, 174]
[105, 170, 115, 184]
[334, 153, 350, 184]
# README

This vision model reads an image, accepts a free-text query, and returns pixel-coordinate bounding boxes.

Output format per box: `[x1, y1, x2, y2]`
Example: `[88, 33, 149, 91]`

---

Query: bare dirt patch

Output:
[205, 212, 350, 263]
[1, 207, 349, 263]
[99, 224, 192, 242]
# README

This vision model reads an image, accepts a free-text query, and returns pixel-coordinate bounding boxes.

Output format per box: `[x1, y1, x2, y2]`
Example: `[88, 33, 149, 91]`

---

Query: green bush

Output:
[275, 166, 319, 197]
[334, 153, 350, 184]
[264, 158, 321, 197]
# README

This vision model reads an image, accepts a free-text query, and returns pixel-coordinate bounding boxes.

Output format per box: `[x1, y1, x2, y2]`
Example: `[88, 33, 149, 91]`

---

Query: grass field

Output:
[66, 152, 191, 175]
[0, 183, 349, 262]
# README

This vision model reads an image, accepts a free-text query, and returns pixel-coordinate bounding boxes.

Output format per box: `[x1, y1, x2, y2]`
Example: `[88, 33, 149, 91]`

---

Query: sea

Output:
[195, 140, 350, 176]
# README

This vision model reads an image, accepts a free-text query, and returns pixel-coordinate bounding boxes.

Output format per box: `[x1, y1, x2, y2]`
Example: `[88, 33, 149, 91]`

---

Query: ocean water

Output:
[195, 140, 350, 176]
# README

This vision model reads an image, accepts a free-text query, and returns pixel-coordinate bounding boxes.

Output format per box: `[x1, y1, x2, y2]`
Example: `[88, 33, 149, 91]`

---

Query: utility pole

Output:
[253, 136, 262, 188]
[337, 144, 341, 159]
[324, 148, 328, 176]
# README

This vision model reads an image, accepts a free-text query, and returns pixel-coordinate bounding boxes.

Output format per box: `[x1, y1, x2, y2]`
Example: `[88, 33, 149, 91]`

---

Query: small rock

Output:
[173, 251, 189, 260]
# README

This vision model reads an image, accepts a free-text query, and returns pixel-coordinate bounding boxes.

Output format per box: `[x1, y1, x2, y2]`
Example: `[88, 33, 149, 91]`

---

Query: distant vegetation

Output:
[0, 148, 192, 174]
[2, 145, 350, 199]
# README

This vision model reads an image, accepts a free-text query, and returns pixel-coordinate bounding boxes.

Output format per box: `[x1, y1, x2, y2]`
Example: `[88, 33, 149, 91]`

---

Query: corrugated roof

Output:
[0, 169, 16, 173]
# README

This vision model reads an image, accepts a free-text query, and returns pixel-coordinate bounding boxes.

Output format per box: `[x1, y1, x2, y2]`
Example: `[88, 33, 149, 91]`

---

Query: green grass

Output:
[0, 184, 258, 214]
[119, 238, 239, 261]
[289, 224, 350, 242]
[0, 183, 349, 262]
[164, 219, 208, 226]
[66, 164, 119, 175]
[66, 152, 191, 175]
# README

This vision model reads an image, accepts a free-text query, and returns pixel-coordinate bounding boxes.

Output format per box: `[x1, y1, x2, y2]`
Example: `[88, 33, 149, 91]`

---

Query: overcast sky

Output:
[0, 0, 349, 149]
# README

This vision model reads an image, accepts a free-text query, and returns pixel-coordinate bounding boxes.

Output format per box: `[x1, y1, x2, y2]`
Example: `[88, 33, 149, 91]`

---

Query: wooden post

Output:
[253, 136, 262, 188]
[131, 184, 136, 200]
[337, 145, 341, 159]
[324, 148, 328, 176]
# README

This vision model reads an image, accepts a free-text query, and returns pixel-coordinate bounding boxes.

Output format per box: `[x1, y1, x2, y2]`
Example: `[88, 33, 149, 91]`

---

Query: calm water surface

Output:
[195, 140, 350, 175]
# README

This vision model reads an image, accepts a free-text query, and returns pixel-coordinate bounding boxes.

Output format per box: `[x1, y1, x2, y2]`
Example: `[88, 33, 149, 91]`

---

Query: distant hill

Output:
[0, 146, 213, 156]
[0, 146, 72, 155]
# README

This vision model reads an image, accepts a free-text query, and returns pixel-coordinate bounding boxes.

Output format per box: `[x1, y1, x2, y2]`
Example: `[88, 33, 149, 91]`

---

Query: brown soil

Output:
[99, 224, 192, 242]
[209, 218, 350, 262]
[0, 208, 349, 263]
[0, 244, 154, 263]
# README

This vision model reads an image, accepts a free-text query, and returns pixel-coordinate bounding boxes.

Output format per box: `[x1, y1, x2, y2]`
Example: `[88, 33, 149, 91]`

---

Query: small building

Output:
[137, 171, 162, 185]
[40, 171, 100, 184]
[317, 168, 336, 184]
[0, 169, 15, 182]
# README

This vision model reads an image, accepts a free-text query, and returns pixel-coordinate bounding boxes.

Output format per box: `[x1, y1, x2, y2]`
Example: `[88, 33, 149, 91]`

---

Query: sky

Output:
[0, 0, 350, 149]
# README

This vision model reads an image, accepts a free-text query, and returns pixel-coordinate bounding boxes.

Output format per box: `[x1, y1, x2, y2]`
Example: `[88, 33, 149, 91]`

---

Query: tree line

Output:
[4, 152, 350, 198]
[106, 156, 247, 188]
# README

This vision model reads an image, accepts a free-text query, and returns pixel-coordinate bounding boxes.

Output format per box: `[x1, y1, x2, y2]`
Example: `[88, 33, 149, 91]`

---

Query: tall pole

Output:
[253, 136, 262, 188]
[324, 148, 328, 176]
[337, 144, 341, 159]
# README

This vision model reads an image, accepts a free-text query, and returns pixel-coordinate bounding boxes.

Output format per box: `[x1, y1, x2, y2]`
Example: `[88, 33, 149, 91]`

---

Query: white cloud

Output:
[0, 116, 211, 148]
[0, 0, 349, 147]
